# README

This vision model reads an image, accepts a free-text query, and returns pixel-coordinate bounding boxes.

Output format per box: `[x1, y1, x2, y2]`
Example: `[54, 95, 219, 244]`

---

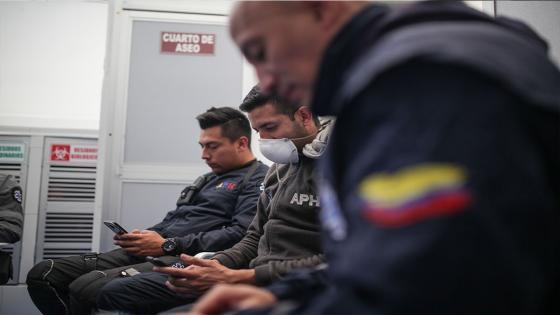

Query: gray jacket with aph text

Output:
[212, 120, 333, 285]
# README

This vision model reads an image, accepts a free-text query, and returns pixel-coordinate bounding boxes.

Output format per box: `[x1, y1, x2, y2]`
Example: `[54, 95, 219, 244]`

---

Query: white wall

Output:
[0, 1, 108, 131]
[495, 1, 560, 65]
[464, 1, 484, 11]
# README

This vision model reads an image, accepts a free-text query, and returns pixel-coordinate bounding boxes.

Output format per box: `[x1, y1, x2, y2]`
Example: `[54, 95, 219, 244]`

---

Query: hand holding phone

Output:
[104, 221, 128, 234]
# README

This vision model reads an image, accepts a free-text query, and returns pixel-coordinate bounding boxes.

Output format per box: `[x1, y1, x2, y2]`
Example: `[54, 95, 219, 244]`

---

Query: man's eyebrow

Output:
[199, 141, 218, 145]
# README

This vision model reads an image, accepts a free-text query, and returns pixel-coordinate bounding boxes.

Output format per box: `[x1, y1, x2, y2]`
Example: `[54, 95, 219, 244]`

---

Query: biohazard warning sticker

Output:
[161, 32, 216, 55]
[50, 144, 98, 163]
[51, 144, 71, 161]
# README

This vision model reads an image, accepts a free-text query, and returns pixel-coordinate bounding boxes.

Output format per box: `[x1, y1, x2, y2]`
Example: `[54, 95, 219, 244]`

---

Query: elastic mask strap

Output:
[275, 164, 292, 185]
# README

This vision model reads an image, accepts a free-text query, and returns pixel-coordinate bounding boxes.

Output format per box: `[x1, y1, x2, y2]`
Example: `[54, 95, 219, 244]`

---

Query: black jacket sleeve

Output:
[147, 212, 172, 235]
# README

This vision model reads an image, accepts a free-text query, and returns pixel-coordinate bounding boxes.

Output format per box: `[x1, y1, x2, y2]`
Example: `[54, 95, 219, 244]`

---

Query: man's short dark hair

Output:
[239, 85, 300, 119]
[196, 107, 252, 146]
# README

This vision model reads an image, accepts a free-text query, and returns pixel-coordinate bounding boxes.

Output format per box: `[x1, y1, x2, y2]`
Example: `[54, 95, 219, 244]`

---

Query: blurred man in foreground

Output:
[192, 1, 560, 314]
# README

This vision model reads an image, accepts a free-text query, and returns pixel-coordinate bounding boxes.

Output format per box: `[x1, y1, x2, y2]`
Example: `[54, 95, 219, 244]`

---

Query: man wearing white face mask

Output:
[150, 86, 330, 309]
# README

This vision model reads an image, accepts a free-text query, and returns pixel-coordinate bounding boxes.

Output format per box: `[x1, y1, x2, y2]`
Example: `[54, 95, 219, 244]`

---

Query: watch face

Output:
[163, 239, 176, 252]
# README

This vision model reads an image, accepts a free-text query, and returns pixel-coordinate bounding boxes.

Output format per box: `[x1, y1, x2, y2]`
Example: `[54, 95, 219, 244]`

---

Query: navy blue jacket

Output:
[270, 2, 560, 315]
[149, 160, 268, 255]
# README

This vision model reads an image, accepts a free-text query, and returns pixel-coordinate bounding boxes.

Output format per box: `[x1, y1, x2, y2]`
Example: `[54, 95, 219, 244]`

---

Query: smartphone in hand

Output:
[104, 221, 128, 234]
[146, 256, 186, 269]
[146, 256, 170, 267]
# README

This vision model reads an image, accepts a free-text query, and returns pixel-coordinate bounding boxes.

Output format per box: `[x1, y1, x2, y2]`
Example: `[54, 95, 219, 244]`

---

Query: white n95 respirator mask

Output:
[258, 138, 299, 164]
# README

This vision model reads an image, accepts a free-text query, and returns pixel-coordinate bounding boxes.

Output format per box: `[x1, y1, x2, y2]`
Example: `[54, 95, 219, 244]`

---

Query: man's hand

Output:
[114, 229, 165, 257]
[154, 254, 256, 297]
[189, 284, 278, 315]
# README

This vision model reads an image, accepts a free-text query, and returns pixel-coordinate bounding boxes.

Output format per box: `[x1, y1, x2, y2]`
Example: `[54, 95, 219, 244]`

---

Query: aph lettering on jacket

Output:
[290, 193, 320, 207]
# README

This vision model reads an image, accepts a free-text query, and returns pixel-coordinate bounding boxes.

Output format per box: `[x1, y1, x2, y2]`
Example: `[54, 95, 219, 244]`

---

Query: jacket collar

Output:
[311, 1, 553, 117]
[302, 119, 334, 160]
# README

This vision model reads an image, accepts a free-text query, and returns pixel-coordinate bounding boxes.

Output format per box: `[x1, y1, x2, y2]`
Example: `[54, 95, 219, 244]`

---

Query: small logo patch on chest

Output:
[216, 181, 237, 191]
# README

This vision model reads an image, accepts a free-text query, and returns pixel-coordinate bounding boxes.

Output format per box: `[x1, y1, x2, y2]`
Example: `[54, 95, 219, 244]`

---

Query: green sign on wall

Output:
[0, 143, 25, 162]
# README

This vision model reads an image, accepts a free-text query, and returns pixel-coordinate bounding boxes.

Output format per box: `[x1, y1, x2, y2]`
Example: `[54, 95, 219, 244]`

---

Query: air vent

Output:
[37, 138, 98, 264]
[0, 244, 14, 255]
[47, 165, 96, 202]
[42, 248, 93, 260]
[44, 212, 93, 243]
[0, 162, 22, 183]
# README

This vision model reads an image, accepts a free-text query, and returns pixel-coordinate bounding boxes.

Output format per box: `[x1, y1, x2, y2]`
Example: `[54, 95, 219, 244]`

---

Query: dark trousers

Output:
[96, 270, 193, 314]
[26, 248, 175, 315]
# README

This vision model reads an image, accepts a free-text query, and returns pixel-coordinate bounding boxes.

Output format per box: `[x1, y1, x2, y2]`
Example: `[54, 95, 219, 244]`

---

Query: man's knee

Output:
[27, 253, 95, 287]
[68, 270, 108, 305]
[26, 260, 70, 315]
[97, 272, 182, 313]
[26, 259, 54, 285]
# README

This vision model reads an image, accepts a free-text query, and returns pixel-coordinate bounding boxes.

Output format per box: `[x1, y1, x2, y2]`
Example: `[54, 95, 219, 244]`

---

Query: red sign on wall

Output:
[51, 144, 71, 161]
[161, 32, 215, 55]
[51, 144, 98, 163]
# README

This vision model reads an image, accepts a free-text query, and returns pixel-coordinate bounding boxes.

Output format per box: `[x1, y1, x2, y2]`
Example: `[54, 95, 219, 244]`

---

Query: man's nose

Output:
[201, 149, 210, 160]
[259, 132, 272, 140]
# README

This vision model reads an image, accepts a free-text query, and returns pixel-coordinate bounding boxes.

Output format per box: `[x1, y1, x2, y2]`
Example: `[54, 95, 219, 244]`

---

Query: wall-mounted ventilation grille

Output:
[0, 244, 14, 255]
[47, 165, 96, 202]
[36, 138, 98, 263]
[44, 212, 93, 243]
[0, 163, 22, 183]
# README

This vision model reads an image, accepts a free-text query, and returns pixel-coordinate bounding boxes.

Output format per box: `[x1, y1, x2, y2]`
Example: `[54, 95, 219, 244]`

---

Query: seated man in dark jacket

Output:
[96, 86, 329, 314]
[26, 107, 268, 315]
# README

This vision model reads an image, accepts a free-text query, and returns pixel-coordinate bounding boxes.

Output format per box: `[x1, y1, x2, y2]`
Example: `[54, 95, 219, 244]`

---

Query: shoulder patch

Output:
[359, 163, 472, 227]
[12, 187, 23, 204]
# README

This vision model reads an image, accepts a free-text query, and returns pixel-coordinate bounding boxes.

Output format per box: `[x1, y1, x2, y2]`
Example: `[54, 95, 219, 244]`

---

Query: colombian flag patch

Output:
[359, 164, 472, 227]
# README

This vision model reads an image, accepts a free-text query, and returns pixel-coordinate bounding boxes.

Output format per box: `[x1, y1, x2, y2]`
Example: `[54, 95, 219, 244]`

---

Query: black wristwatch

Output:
[161, 238, 179, 256]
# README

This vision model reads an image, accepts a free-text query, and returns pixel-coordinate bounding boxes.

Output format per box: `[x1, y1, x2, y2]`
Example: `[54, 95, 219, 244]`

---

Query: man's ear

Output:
[305, 1, 342, 31]
[296, 106, 314, 127]
[236, 136, 250, 152]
